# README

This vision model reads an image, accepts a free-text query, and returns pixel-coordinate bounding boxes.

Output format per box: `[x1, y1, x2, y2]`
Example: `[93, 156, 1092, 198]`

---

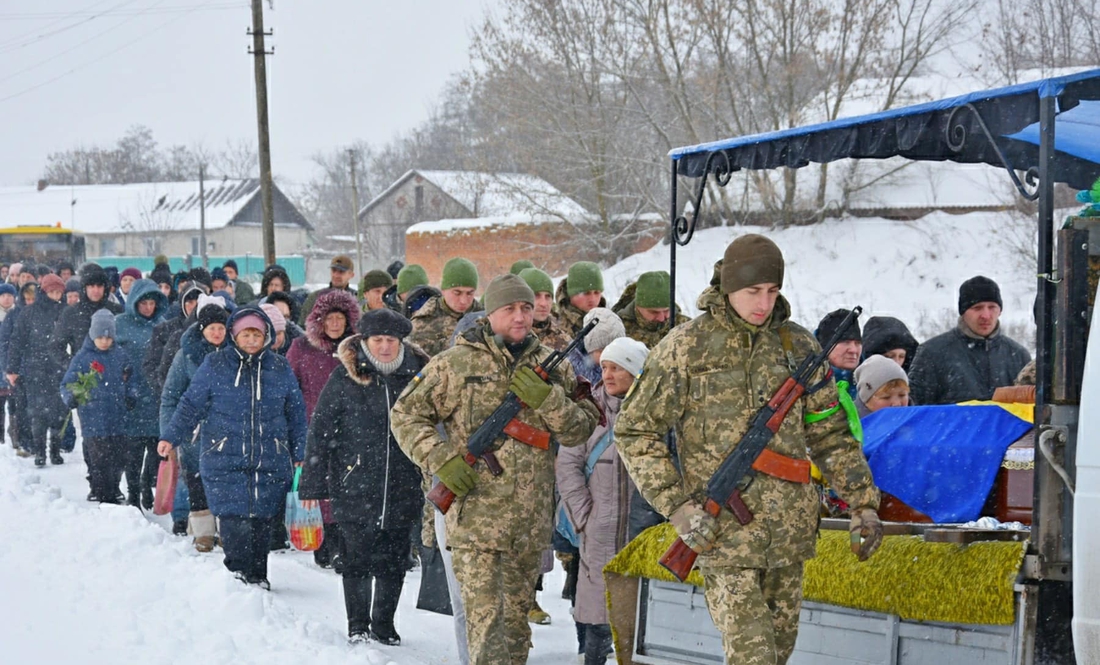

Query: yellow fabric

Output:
[959, 400, 1035, 424]
[605, 523, 1025, 628]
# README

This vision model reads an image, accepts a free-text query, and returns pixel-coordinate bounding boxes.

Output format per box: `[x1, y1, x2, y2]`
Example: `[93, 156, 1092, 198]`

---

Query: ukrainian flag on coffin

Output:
[861, 404, 1032, 523]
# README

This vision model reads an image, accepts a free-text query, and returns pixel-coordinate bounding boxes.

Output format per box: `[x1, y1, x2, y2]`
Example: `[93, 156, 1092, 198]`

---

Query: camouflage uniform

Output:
[616, 300, 691, 349]
[391, 323, 599, 665]
[407, 295, 483, 358]
[554, 279, 606, 336]
[614, 285, 879, 665]
[532, 314, 572, 351]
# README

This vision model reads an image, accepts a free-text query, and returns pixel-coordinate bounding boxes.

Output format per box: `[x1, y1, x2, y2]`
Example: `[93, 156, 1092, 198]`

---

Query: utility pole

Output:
[348, 149, 363, 276]
[199, 164, 207, 268]
[249, 0, 276, 267]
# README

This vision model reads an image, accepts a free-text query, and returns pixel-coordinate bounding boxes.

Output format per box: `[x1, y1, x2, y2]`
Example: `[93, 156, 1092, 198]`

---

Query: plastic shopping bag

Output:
[285, 466, 324, 552]
[152, 451, 179, 516]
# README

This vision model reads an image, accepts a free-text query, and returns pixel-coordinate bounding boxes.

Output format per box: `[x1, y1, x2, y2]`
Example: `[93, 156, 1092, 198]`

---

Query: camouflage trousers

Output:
[451, 546, 542, 665]
[702, 562, 804, 665]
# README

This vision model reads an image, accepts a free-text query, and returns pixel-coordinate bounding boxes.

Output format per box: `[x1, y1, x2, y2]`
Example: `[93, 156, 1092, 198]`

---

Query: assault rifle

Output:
[659, 306, 862, 582]
[427, 318, 600, 514]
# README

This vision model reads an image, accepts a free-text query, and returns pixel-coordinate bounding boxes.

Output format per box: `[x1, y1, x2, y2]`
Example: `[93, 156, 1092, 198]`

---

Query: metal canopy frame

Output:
[666, 70, 1100, 664]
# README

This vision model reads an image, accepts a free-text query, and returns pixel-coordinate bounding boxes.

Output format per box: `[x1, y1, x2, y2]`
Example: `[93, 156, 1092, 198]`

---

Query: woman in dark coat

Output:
[158, 306, 308, 589]
[8, 275, 68, 467]
[0, 282, 36, 456]
[862, 316, 920, 373]
[286, 288, 360, 568]
[298, 308, 428, 645]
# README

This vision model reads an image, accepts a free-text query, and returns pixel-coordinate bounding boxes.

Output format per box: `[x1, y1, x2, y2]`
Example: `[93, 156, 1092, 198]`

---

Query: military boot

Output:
[369, 576, 404, 646]
[343, 576, 372, 644]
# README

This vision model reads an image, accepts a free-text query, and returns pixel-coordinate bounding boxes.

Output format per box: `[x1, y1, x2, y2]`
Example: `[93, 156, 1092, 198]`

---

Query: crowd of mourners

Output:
[0, 247, 1033, 664]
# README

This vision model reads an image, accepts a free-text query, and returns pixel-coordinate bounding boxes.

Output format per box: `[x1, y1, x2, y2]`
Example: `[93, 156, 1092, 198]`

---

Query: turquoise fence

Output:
[93, 255, 306, 287]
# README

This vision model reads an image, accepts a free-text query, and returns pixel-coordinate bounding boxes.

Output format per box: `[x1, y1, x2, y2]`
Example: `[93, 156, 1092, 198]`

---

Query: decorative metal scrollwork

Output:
[674, 150, 733, 246]
[945, 103, 1040, 201]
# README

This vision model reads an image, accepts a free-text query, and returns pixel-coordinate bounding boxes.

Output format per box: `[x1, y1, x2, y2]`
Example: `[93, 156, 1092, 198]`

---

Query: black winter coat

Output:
[10, 297, 68, 418]
[862, 316, 920, 373]
[908, 322, 1031, 406]
[52, 295, 122, 363]
[153, 313, 197, 392]
[298, 335, 427, 527]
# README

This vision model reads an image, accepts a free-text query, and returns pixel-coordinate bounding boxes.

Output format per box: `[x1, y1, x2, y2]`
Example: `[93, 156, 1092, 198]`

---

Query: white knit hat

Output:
[583, 307, 625, 353]
[600, 337, 649, 377]
[853, 354, 909, 403]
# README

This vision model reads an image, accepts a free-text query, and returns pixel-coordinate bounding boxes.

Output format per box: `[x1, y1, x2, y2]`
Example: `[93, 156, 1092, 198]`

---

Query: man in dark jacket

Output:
[52, 263, 123, 368]
[222, 260, 255, 304]
[298, 255, 357, 326]
[908, 276, 1031, 405]
[815, 308, 863, 402]
[299, 308, 428, 645]
[9, 275, 69, 466]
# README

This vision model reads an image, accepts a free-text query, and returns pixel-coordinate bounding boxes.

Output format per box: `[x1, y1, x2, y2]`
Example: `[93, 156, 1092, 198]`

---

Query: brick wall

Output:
[405, 219, 663, 288]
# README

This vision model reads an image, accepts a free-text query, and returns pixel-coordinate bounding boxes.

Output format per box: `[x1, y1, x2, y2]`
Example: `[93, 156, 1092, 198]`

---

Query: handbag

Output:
[416, 545, 454, 616]
[285, 466, 325, 552]
[152, 450, 179, 516]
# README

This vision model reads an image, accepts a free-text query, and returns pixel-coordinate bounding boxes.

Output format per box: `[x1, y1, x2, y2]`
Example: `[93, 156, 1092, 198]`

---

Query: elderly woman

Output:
[556, 336, 650, 665]
[157, 306, 307, 589]
[298, 308, 429, 646]
[853, 354, 911, 417]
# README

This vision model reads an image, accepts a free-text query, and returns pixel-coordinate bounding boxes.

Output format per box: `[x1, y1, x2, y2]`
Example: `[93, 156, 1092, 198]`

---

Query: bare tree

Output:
[978, 0, 1100, 85]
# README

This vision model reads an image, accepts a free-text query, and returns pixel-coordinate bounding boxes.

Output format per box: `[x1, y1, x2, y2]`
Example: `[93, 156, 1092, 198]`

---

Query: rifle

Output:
[659, 306, 862, 582]
[426, 317, 600, 514]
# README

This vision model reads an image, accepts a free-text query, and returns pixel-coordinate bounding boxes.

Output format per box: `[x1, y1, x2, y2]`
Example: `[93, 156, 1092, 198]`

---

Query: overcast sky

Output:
[0, 1, 497, 187]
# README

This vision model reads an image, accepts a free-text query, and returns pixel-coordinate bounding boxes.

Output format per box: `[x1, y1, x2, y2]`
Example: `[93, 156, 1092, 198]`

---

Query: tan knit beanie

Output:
[720, 234, 785, 294]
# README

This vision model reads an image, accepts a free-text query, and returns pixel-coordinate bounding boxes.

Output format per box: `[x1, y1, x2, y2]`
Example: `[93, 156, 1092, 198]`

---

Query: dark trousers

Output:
[180, 456, 208, 512]
[85, 437, 126, 502]
[30, 412, 64, 458]
[340, 523, 411, 580]
[219, 516, 274, 582]
[0, 395, 7, 442]
[10, 382, 32, 449]
[124, 436, 158, 501]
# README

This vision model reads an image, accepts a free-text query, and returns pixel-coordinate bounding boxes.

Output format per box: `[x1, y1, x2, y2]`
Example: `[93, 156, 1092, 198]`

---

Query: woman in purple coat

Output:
[286, 288, 360, 567]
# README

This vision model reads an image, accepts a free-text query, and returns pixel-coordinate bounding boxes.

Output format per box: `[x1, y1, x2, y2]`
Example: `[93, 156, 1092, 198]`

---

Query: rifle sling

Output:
[751, 448, 811, 484]
[502, 418, 551, 450]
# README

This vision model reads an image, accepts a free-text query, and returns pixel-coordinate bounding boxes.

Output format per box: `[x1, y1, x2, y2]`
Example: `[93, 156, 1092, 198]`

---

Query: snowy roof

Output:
[406, 213, 586, 235]
[0, 179, 306, 234]
[360, 169, 590, 220]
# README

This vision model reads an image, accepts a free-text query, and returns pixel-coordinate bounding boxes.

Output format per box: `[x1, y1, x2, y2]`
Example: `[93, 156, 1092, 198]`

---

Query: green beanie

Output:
[634, 271, 671, 308]
[360, 269, 393, 292]
[510, 259, 535, 275]
[440, 257, 479, 290]
[396, 264, 429, 295]
[518, 267, 553, 295]
[566, 261, 604, 298]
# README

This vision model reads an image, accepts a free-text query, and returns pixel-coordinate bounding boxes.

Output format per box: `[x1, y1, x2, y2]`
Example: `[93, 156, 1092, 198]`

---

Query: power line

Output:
[0, 0, 172, 84]
[0, 3, 244, 20]
[0, 0, 226, 104]
[0, 0, 120, 52]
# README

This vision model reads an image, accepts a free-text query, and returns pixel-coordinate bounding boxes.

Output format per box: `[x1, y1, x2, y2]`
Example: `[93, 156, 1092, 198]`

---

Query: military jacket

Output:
[617, 301, 691, 349]
[533, 314, 573, 351]
[406, 295, 481, 358]
[391, 324, 599, 551]
[614, 286, 879, 570]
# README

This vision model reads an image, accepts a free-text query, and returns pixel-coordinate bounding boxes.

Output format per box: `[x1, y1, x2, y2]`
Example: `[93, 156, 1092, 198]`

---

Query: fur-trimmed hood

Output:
[335, 333, 429, 386]
[305, 288, 360, 354]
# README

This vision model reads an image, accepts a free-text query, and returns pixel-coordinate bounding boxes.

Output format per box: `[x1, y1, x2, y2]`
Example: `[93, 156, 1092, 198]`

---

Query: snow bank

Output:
[601, 211, 1051, 346]
[0, 442, 580, 664]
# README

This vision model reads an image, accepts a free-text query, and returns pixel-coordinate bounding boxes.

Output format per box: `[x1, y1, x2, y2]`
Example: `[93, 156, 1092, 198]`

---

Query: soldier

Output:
[407, 258, 483, 357]
[391, 274, 599, 665]
[509, 259, 535, 275]
[554, 261, 606, 335]
[518, 267, 571, 351]
[614, 234, 883, 665]
[614, 270, 689, 349]
[358, 269, 393, 312]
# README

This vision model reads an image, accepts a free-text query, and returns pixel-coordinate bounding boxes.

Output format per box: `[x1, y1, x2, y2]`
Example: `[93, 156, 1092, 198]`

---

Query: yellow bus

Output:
[0, 225, 86, 267]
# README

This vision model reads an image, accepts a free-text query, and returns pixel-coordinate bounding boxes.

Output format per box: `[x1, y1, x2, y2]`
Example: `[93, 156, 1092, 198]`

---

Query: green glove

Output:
[437, 455, 478, 497]
[510, 366, 552, 409]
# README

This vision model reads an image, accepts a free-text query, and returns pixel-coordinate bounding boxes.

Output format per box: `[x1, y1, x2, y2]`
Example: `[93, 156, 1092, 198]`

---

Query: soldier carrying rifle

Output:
[614, 234, 884, 665]
[391, 273, 598, 665]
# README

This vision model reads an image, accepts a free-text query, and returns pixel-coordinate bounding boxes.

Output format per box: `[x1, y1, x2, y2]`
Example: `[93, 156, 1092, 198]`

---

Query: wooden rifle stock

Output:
[658, 498, 722, 582]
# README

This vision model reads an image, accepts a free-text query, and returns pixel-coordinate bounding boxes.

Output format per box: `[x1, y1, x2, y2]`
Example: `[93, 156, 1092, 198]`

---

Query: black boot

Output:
[34, 451, 46, 467]
[369, 576, 404, 646]
[343, 576, 373, 643]
[49, 442, 64, 465]
[584, 623, 614, 665]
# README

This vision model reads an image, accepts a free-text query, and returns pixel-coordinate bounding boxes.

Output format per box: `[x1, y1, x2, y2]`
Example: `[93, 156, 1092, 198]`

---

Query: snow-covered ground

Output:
[601, 211, 1056, 347]
[0, 439, 582, 665]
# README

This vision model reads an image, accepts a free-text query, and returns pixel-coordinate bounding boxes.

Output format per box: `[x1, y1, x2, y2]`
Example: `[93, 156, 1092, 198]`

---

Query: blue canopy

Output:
[670, 69, 1100, 190]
